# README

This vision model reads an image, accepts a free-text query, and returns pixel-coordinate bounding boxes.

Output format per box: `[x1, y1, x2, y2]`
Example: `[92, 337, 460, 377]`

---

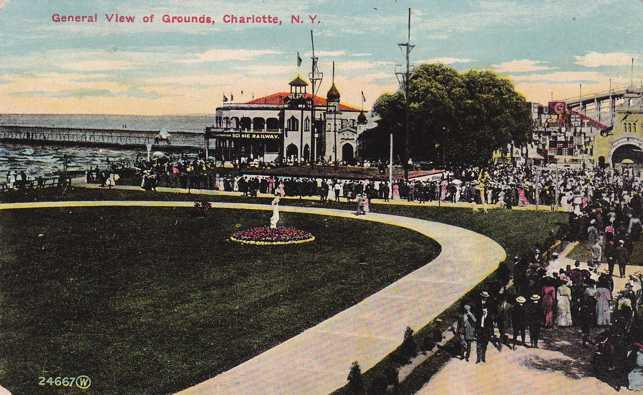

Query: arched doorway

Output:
[303, 144, 310, 162]
[611, 144, 642, 166]
[252, 117, 265, 131]
[342, 143, 354, 163]
[266, 118, 280, 130]
[240, 117, 251, 131]
[286, 144, 298, 160]
[230, 117, 240, 129]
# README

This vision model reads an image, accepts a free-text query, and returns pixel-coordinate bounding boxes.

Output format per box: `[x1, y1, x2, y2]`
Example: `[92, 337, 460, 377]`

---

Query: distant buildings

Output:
[528, 87, 643, 167]
[594, 88, 643, 166]
[205, 75, 368, 164]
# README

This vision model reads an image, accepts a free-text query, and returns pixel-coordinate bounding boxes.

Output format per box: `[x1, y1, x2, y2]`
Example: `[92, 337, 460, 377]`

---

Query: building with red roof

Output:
[206, 75, 368, 164]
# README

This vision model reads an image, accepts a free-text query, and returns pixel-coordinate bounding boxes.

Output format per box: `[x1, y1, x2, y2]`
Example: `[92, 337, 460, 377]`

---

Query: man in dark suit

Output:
[475, 291, 494, 363]
[512, 296, 527, 349]
[526, 294, 543, 348]
[615, 239, 629, 278]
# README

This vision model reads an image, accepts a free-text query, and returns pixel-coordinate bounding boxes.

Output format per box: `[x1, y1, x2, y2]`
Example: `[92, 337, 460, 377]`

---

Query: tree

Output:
[361, 92, 405, 161]
[364, 64, 532, 166]
[346, 361, 365, 394]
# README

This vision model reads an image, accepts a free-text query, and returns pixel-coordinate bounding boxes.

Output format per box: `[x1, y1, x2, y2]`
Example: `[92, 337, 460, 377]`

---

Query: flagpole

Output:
[389, 132, 393, 199]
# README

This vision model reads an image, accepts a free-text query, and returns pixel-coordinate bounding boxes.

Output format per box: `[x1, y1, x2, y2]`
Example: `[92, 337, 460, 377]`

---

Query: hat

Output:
[590, 219, 596, 224]
[619, 239, 625, 245]
[530, 294, 541, 302]
[516, 296, 526, 304]
[480, 291, 490, 298]
[552, 252, 559, 257]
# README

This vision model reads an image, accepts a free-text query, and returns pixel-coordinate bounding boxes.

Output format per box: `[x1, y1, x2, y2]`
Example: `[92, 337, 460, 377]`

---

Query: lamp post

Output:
[441, 125, 449, 167]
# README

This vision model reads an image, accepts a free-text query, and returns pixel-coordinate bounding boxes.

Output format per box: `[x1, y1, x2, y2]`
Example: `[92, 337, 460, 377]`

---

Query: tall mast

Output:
[631, 57, 635, 88]
[332, 61, 337, 164]
[308, 30, 323, 164]
[396, 8, 414, 180]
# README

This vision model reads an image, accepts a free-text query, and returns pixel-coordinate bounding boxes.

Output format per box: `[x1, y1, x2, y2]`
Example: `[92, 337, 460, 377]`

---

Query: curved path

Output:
[0, 201, 506, 394]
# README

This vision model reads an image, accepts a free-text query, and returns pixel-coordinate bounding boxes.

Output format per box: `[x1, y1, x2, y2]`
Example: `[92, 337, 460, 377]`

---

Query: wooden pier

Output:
[0, 125, 207, 151]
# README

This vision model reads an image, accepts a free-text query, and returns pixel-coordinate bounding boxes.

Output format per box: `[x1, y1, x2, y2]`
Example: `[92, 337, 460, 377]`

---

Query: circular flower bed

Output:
[230, 226, 315, 246]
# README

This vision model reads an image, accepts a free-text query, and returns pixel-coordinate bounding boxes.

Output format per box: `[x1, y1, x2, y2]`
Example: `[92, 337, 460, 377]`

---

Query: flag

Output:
[548, 101, 566, 115]
[361, 91, 366, 102]
[223, 94, 228, 102]
[297, 52, 302, 67]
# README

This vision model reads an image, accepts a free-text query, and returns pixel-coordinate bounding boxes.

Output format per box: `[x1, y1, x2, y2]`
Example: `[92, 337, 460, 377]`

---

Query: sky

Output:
[0, 0, 641, 115]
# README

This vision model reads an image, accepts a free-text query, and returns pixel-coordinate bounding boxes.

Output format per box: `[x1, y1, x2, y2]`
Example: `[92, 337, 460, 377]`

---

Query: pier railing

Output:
[0, 125, 206, 149]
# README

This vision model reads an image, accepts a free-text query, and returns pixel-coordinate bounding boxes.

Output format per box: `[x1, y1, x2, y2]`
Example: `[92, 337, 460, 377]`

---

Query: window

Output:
[287, 116, 299, 131]
[304, 117, 310, 132]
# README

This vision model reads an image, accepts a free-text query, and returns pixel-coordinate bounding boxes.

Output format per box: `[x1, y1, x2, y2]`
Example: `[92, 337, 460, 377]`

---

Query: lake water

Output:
[0, 114, 212, 180]
[0, 143, 141, 179]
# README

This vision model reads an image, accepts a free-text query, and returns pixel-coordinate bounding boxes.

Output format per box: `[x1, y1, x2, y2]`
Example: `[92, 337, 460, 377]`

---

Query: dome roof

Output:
[289, 75, 308, 87]
[357, 110, 367, 124]
[326, 83, 340, 102]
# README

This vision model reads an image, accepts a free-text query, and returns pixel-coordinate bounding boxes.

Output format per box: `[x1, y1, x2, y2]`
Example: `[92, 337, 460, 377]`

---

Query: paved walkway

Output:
[0, 200, 506, 394]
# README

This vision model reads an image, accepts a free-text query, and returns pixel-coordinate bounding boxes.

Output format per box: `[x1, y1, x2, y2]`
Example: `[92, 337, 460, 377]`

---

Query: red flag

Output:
[548, 101, 566, 115]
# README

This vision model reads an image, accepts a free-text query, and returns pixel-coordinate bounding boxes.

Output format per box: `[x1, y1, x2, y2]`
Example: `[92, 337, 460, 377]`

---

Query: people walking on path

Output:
[475, 292, 494, 363]
[556, 280, 573, 327]
[457, 304, 477, 361]
[511, 296, 527, 350]
[526, 295, 542, 348]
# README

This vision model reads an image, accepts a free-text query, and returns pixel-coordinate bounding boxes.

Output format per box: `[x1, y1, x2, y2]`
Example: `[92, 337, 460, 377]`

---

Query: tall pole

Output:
[404, 8, 411, 180]
[389, 132, 393, 199]
[609, 78, 614, 126]
[397, 8, 413, 181]
[333, 61, 337, 164]
[300, 107, 304, 163]
[309, 30, 323, 165]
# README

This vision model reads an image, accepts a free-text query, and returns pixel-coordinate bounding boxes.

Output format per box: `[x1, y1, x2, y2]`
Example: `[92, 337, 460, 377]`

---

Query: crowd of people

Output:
[455, 244, 642, 389]
[2, 170, 67, 191]
[126, 156, 642, 212]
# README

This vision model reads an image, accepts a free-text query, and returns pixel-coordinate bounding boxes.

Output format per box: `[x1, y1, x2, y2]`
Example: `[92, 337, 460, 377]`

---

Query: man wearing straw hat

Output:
[526, 294, 542, 348]
[511, 296, 527, 350]
[475, 291, 494, 363]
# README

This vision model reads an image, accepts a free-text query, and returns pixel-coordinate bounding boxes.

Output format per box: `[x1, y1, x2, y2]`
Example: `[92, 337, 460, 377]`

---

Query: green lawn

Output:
[34, 187, 568, 259]
[0, 206, 439, 394]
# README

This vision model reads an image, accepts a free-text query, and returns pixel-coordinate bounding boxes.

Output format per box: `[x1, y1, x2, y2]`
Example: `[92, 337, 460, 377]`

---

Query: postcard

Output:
[0, 1, 642, 394]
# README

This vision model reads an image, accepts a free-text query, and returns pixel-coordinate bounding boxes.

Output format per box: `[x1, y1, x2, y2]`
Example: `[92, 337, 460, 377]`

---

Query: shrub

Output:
[399, 326, 418, 361]
[347, 361, 365, 394]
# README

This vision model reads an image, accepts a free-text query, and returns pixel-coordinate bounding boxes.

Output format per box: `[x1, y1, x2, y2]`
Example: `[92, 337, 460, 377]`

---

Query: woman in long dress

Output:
[556, 282, 573, 327]
[595, 285, 612, 326]
[542, 282, 556, 328]
[392, 183, 400, 200]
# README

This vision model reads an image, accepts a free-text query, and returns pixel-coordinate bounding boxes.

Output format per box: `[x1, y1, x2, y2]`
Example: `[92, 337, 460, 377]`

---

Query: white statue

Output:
[270, 195, 281, 229]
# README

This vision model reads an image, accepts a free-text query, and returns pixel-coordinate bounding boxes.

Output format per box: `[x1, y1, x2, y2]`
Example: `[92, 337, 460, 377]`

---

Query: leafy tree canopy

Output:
[364, 64, 532, 166]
